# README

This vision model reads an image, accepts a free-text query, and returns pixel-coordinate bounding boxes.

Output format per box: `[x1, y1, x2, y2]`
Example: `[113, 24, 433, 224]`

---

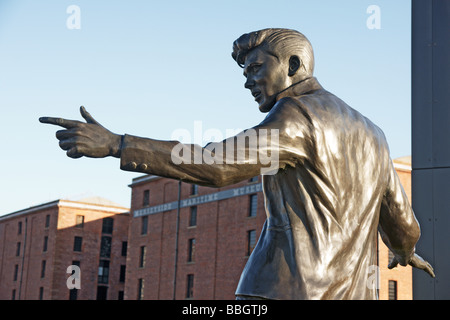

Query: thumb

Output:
[80, 106, 101, 125]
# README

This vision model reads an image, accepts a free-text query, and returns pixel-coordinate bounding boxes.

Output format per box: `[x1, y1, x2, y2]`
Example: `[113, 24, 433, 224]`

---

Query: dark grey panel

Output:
[431, 1, 450, 167]
[431, 168, 450, 298]
[412, 169, 435, 299]
[411, 0, 433, 169]
[414, 168, 450, 299]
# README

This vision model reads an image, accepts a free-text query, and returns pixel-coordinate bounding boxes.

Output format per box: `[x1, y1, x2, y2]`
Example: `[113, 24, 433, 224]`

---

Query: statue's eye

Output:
[244, 63, 262, 77]
[251, 64, 261, 73]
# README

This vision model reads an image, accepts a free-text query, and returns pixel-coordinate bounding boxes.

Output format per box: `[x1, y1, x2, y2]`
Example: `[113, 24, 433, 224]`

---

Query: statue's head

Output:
[232, 28, 314, 112]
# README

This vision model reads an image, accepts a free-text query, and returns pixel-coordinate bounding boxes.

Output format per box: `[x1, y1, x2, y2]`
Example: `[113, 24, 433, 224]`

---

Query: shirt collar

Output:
[276, 77, 323, 101]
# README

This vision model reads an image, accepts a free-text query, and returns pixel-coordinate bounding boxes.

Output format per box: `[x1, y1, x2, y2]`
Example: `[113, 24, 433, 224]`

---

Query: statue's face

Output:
[243, 47, 290, 112]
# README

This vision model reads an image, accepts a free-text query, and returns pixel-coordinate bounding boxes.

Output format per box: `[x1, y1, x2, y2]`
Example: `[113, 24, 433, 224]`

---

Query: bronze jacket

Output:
[120, 77, 420, 299]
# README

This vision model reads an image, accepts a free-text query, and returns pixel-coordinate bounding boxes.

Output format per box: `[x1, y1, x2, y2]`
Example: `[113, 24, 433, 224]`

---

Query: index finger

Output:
[417, 259, 435, 278]
[425, 263, 435, 278]
[39, 117, 81, 129]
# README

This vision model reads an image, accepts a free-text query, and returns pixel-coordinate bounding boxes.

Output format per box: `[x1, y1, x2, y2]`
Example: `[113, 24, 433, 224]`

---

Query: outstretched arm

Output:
[118, 100, 309, 186]
[40, 101, 309, 187]
[40, 106, 270, 186]
[117, 133, 265, 187]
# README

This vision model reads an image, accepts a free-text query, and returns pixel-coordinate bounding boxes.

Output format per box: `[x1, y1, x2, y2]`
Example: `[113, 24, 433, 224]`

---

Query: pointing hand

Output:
[40, 106, 122, 159]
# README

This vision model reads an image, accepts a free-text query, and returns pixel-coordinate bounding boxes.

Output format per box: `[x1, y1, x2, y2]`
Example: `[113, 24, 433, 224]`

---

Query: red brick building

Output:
[0, 198, 129, 300]
[124, 157, 414, 300]
[124, 175, 265, 300]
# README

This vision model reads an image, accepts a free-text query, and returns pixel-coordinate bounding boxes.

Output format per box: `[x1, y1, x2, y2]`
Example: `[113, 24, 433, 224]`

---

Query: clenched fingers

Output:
[58, 137, 87, 151]
[67, 146, 85, 159]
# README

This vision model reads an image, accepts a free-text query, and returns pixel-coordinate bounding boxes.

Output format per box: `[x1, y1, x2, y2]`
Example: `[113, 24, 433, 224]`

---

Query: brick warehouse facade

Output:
[125, 157, 414, 300]
[0, 198, 129, 300]
[125, 175, 266, 300]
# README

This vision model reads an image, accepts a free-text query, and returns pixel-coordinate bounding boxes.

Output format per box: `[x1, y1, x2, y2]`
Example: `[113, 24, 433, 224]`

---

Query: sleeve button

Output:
[128, 161, 137, 170]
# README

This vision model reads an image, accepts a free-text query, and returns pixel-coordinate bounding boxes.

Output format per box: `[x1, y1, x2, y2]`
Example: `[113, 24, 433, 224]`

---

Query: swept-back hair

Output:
[231, 28, 314, 76]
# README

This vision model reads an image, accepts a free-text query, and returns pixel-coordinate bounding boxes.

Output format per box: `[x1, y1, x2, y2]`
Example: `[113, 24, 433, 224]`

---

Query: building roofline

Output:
[393, 156, 412, 172]
[0, 200, 60, 222]
[0, 199, 129, 222]
[59, 199, 129, 214]
[128, 174, 162, 187]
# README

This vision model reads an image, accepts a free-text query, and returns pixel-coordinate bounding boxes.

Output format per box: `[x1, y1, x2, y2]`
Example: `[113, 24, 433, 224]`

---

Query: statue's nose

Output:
[245, 77, 255, 89]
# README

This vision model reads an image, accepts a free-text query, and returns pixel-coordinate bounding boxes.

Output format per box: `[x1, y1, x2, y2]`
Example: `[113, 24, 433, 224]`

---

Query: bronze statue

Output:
[40, 28, 434, 300]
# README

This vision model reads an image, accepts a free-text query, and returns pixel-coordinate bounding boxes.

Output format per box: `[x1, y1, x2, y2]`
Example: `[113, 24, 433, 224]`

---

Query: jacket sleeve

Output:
[378, 159, 420, 266]
[119, 98, 311, 187]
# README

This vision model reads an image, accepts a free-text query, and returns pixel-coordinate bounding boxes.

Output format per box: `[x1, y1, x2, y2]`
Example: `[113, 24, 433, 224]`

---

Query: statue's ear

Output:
[288, 55, 301, 77]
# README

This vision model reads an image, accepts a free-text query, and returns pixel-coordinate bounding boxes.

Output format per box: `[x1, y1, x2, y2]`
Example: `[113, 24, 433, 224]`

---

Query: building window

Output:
[13, 264, 18, 281]
[96, 286, 108, 300]
[43, 236, 48, 252]
[18, 221, 22, 235]
[12, 289, 16, 300]
[98, 260, 110, 284]
[70, 260, 80, 299]
[41, 260, 46, 278]
[139, 246, 146, 268]
[121, 241, 128, 257]
[137, 278, 145, 300]
[102, 217, 114, 234]
[69, 288, 78, 300]
[122, 241, 128, 257]
[39, 287, 44, 300]
[186, 274, 194, 299]
[188, 238, 196, 263]
[73, 236, 83, 252]
[118, 291, 124, 300]
[388, 280, 398, 300]
[72, 260, 80, 268]
[67, 261, 80, 299]
[249, 194, 258, 217]
[119, 265, 126, 283]
[249, 176, 258, 183]
[45, 215, 50, 228]
[16, 242, 21, 256]
[76, 215, 84, 228]
[191, 184, 198, 195]
[189, 206, 197, 227]
[247, 230, 256, 256]
[388, 250, 395, 262]
[143, 190, 150, 206]
[100, 236, 112, 258]
[141, 216, 148, 235]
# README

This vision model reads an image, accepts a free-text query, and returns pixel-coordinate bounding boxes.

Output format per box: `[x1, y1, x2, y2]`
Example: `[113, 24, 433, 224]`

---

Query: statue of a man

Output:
[40, 28, 434, 299]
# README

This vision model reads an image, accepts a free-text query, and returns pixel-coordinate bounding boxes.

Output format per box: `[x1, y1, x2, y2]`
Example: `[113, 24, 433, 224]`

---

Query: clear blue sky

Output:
[0, 0, 411, 215]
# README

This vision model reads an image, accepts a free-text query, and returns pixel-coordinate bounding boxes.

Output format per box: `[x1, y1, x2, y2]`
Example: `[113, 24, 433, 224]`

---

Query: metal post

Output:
[172, 180, 182, 300]
[18, 217, 27, 300]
